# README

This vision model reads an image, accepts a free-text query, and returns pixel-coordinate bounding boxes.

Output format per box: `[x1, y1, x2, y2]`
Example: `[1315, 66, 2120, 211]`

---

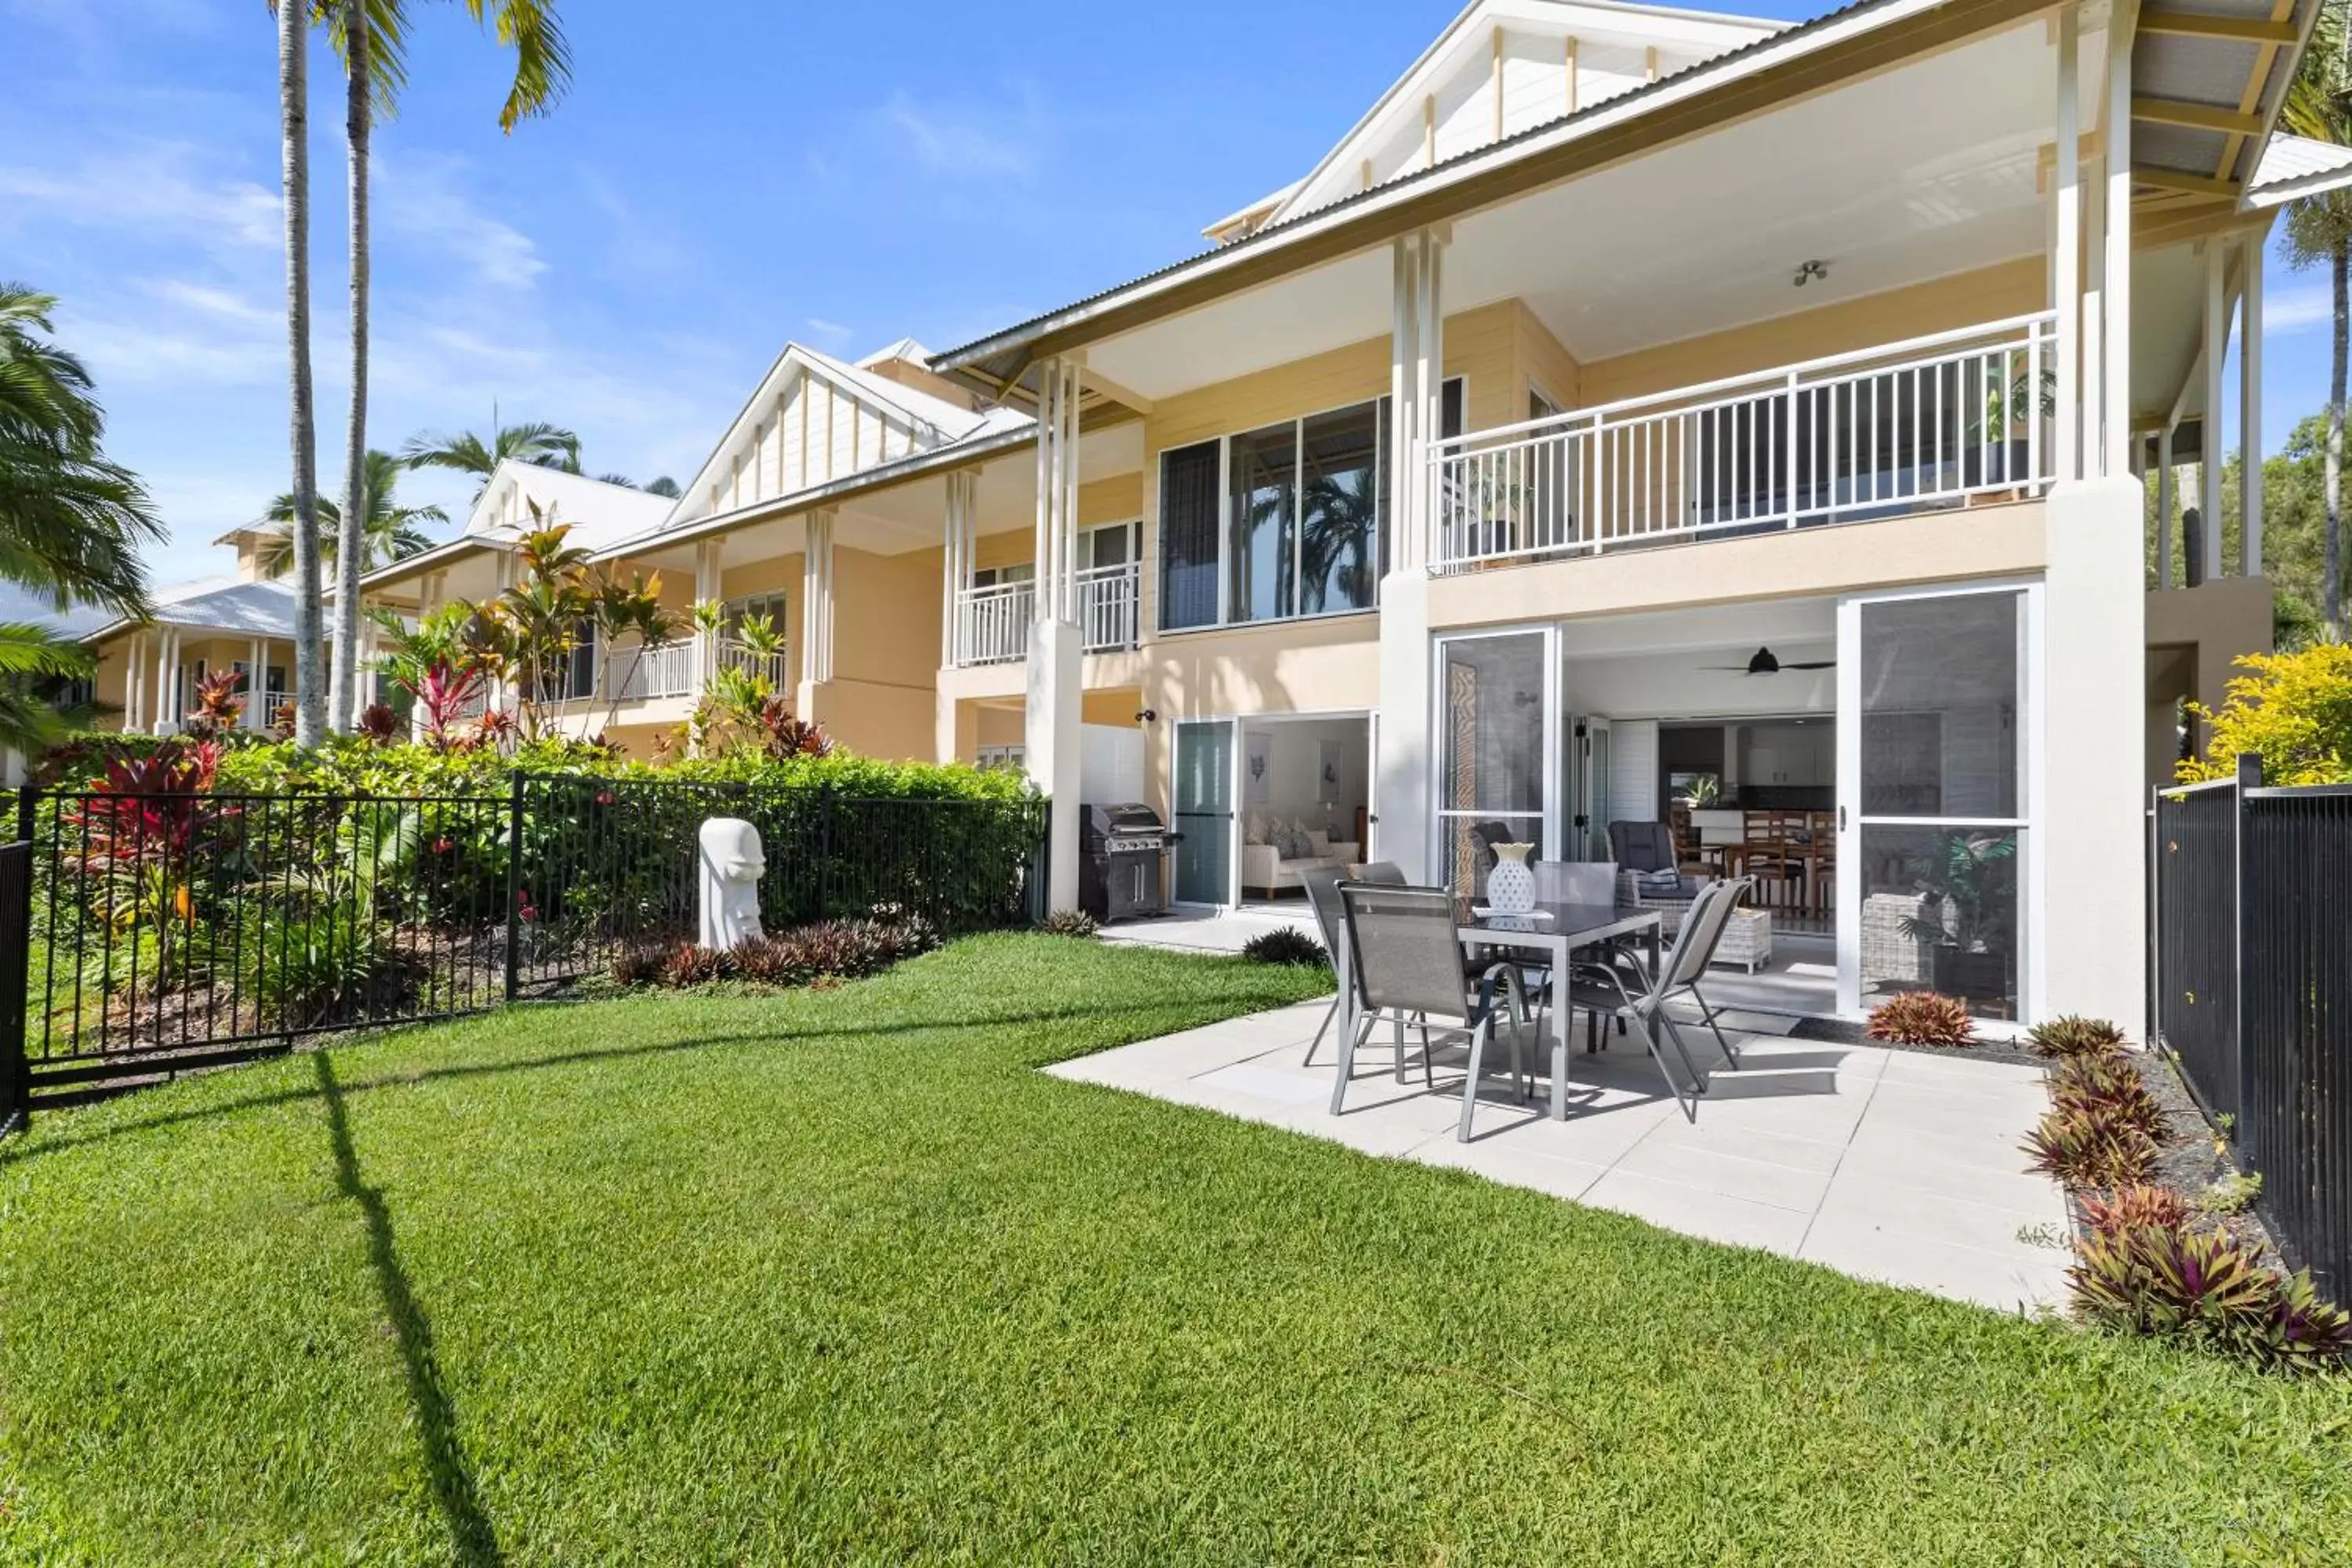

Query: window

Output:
[1084, 521, 1136, 570]
[972, 562, 1034, 590]
[1160, 394, 1401, 631]
[725, 592, 788, 641]
[976, 744, 1025, 772]
[1160, 440, 1221, 631]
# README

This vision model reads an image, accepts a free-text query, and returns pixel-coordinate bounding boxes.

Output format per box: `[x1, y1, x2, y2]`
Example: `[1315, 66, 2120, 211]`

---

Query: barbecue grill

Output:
[1080, 803, 1174, 922]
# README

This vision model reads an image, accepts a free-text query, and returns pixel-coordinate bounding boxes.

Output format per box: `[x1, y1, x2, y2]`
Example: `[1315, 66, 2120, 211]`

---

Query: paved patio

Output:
[1047, 998, 2072, 1311]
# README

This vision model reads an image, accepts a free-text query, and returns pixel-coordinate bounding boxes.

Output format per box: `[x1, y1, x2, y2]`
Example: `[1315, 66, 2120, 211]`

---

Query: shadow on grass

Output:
[316, 1053, 503, 1566]
[2, 997, 1262, 1164]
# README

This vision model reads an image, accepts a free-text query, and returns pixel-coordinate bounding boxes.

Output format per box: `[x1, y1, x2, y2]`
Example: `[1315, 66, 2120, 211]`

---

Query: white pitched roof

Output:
[460, 461, 676, 551]
[1240, 0, 1784, 239]
[82, 575, 340, 644]
[659, 339, 1014, 534]
[2247, 132, 2352, 209]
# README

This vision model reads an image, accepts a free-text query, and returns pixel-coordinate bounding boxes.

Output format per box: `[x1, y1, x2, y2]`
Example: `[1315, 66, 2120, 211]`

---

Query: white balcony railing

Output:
[602, 638, 696, 702]
[955, 579, 1034, 666]
[1428, 313, 2060, 571]
[1075, 561, 1141, 653]
[716, 638, 791, 692]
[951, 561, 1141, 668]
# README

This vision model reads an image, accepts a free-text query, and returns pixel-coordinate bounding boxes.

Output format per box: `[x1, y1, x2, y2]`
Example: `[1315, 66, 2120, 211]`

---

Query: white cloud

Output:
[2264, 282, 2336, 335]
[803, 318, 855, 347]
[0, 140, 280, 253]
[877, 89, 1042, 181]
[375, 154, 546, 290]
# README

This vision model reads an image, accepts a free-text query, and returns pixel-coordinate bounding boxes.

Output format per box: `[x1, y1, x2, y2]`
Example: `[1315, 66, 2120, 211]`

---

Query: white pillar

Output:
[1376, 227, 1447, 880]
[942, 469, 977, 668]
[153, 629, 176, 733]
[797, 507, 835, 719]
[2241, 230, 2264, 576]
[1025, 356, 1084, 913]
[2156, 424, 2175, 589]
[246, 637, 267, 728]
[2053, 8, 2082, 484]
[692, 538, 723, 692]
[2201, 239, 2227, 583]
[2043, 476, 2148, 1027]
[2103, 6, 2134, 481]
[124, 632, 144, 732]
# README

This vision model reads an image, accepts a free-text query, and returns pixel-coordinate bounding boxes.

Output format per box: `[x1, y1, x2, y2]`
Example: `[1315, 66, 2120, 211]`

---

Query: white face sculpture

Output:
[697, 817, 767, 949]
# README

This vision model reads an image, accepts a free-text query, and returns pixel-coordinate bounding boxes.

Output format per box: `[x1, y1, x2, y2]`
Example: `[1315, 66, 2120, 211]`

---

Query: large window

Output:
[1437, 630, 1551, 897]
[1160, 441, 1221, 630]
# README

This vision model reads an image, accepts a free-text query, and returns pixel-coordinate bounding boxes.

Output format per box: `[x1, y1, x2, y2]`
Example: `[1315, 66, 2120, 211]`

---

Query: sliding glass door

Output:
[1171, 720, 1237, 906]
[1436, 629, 1559, 897]
[1837, 584, 2035, 1019]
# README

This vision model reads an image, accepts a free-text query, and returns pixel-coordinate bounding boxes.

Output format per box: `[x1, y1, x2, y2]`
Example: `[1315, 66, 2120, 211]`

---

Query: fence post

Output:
[503, 771, 526, 1003]
[14, 784, 34, 844]
[2233, 751, 2261, 1166]
[0, 841, 30, 1134]
[815, 783, 833, 922]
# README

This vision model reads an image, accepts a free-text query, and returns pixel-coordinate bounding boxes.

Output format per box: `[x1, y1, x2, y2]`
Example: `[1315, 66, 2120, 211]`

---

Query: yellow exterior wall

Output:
[1576, 258, 2045, 406]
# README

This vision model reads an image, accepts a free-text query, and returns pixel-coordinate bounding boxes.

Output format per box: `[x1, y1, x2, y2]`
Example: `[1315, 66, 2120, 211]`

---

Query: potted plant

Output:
[1897, 831, 2018, 1007]
[1962, 358, 2056, 492]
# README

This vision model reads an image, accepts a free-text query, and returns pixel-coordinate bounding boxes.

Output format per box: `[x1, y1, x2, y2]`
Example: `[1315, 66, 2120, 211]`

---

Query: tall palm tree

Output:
[256, 449, 445, 577]
[324, 1, 569, 731]
[402, 419, 583, 498]
[274, 0, 325, 746]
[2284, 0, 2352, 639]
[0, 285, 163, 619]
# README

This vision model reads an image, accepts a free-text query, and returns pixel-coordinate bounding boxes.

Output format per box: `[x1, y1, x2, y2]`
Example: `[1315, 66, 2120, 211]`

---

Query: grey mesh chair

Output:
[1563, 877, 1754, 1120]
[1298, 866, 1348, 1065]
[1336, 883, 1531, 1142]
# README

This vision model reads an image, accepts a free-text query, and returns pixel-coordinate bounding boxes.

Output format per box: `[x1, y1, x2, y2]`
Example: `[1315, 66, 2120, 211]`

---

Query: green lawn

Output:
[2, 935, 2347, 1564]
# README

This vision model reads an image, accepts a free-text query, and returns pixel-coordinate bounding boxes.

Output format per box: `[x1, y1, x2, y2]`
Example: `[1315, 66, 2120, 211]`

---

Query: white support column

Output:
[2156, 423, 2175, 589]
[2241, 230, 2264, 576]
[153, 629, 176, 733]
[2202, 239, 2227, 583]
[1377, 227, 1447, 881]
[124, 632, 144, 732]
[246, 637, 267, 728]
[692, 537, 723, 692]
[2103, 3, 2135, 480]
[1025, 355, 1084, 913]
[2053, 8, 2082, 484]
[2082, 150, 2106, 476]
[797, 507, 836, 720]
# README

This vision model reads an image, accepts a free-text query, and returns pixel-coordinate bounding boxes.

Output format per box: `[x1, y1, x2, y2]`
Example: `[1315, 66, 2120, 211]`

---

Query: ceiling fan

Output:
[1704, 646, 1835, 677]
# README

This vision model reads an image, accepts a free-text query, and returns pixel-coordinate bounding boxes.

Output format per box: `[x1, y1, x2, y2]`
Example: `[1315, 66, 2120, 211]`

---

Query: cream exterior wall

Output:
[2145, 575, 2274, 786]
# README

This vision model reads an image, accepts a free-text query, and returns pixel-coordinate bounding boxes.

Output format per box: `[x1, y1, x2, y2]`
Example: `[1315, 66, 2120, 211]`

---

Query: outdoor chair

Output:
[1352, 861, 1407, 884]
[1610, 819, 1711, 918]
[1298, 865, 1348, 1066]
[1563, 877, 1755, 1120]
[1336, 883, 1533, 1142]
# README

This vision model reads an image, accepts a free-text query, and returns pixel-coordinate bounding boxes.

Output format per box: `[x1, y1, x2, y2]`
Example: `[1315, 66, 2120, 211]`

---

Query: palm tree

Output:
[325, 2, 569, 732]
[401, 419, 582, 497]
[0, 285, 164, 619]
[2284, 0, 2352, 639]
[256, 449, 445, 577]
[274, 0, 326, 746]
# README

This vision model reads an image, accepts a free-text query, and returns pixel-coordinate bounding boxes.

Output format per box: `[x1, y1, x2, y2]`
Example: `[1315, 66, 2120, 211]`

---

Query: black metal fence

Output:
[5, 773, 1047, 1113]
[2152, 757, 2352, 1294]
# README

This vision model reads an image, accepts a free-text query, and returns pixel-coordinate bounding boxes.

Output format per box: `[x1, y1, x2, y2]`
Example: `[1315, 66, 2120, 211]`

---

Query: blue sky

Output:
[0, 0, 2332, 591]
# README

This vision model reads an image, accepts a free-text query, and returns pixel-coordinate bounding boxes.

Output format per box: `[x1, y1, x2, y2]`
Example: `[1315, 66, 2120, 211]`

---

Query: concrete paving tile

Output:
[1610, 1136, 1835, 1213]
[1813, 1171, 2064, 1256]
[1799, 1213, 2072, 1312]
[1195, 1062, 1330, 1105]
[1863, 1080, 2051, 1141]
[1842, 1116, 2043, 1180]
[1833, 1138, 2067, 1215]
[1580, 1168, 1814, 1256]
[1632, 1113, 1853, 1175]
[1406, 1137, 1612, 1200]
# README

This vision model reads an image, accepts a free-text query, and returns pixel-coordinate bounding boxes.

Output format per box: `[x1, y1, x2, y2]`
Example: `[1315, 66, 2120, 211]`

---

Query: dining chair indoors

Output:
[1336, 883, 1533, 1142]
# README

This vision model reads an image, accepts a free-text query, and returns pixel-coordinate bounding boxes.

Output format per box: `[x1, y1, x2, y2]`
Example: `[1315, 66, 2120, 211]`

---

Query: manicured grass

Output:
[3, 935, 2348, 1564]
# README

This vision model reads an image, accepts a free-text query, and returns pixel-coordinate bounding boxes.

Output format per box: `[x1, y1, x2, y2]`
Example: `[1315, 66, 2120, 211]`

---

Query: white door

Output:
[1837, 583, 2036, 1020]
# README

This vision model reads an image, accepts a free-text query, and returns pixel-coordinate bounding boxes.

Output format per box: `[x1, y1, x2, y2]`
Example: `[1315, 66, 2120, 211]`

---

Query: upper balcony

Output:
[951, 561, 1141, 668]
[1427, 314, 2059, 573]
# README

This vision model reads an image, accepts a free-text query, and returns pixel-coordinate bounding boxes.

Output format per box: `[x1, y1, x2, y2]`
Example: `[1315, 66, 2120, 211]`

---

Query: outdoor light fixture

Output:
[1135, 708, 1159, 724]
[1792, 260, 1829, 287]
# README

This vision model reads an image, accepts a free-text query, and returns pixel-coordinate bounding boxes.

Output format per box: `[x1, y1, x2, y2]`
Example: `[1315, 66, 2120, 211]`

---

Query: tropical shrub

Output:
[1864, 991, 1976, 1047]
[2078, 1184, 2195, 1238]
[2023, 1105, 2159, 1188]
[1037, 908, 1099, 939]
[2049, 1054, 2169, 1142]
[2070, 1219, 2352, 1374]
[1242, 927, 1327, 967]
[239, 905, 412, 1029]
[2179, 643, 2352, 786]
[2025, 1014, 2128, 1059]
[613, 911, 937, 992]
[659, 944, 728, 989]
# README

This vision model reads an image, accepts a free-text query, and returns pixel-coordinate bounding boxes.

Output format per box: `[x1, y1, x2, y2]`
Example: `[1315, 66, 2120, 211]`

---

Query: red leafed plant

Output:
[358, 702, 401, 745]
[398, 660, 486, 751]
[64, 741, 234, 987]
[183, 670, 246, 739]
[1864, 990, 1977, 1047]
[756, 698, 833, 759]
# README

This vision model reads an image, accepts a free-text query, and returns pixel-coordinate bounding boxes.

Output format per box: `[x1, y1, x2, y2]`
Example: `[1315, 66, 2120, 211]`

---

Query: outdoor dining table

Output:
[1458, 901, 1664, 1120]
[1330, 898, 1664, 1122]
